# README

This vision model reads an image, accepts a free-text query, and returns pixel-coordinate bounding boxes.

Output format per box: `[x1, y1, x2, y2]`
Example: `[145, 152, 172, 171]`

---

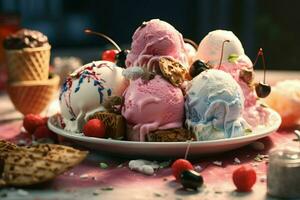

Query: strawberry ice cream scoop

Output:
[125, 19, 188, 72]
[121, 75, 184, 141]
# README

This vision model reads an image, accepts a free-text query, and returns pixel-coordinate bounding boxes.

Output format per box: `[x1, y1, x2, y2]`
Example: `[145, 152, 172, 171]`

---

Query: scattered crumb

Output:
[254, 157, 262, 162]
[142, 165, 155, 175]
[159, 161, 171, 169]
[79, 174, 89, 179]
[234, 157, 241, 164]
[99, 162, 109, 169]
[101, 187, 114, 191]
[254, 154, 269, 162]
[20, 127, 26, 133]
[212, 161, 222, 166]
[260, 176, 266, 183]
[163, 178, 168, 181]
[93, 190, 100, 196]
[92, 176, 97, 181]
[128, 159, 159, 175]
[213, 187, 223, 194]
[117, 164, 123, 168]
[17, 139, 27, 146]
[194, 165, 203, 172]
[251, 163, 259, 167]
[154, 192, 162, 197]
[17, 189, 29, 196]
[69, 172, 74, 176]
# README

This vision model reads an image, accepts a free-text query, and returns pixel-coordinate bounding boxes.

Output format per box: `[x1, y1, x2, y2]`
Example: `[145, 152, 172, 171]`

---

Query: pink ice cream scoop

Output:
[125, 19, 188, 73]
[219, 55, 269, 127]
[121, 75, 184, 141]
[218, 54, 257, 108]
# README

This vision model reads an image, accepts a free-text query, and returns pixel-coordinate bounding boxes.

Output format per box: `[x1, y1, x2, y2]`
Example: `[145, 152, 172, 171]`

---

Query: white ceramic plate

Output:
[48, 109, 281, 158]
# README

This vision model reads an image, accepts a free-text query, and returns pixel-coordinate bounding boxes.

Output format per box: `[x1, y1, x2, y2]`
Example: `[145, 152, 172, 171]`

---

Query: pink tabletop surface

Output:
[1, 119, 298, 200]
[0, 70, 299, 200]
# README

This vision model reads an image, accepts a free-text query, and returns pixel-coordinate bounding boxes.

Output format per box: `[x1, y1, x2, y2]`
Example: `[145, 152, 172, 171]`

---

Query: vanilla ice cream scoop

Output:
[185, 69, 248, 140]
[195, 30, 244, 67]
[59, 61, 128, 132]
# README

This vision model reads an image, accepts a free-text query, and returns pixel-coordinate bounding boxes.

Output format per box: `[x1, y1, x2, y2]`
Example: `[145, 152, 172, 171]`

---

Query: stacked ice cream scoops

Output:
[194, 30, 270, 128]
[59, 19, 271, 142]
[4, 29, 59, 115]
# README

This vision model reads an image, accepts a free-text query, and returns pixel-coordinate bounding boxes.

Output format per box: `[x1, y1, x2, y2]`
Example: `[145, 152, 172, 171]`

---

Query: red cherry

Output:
[23, 114, 46, 134]
[33, 125, 57, 141]
[83, 119, 106, 138]
[171, 159, 194, 181]
[101, 49, 118, 62]
[232, 165, 257, 192]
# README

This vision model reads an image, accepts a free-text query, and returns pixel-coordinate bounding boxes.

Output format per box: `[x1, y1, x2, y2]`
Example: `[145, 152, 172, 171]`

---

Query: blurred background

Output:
[0, 0, 300, 70]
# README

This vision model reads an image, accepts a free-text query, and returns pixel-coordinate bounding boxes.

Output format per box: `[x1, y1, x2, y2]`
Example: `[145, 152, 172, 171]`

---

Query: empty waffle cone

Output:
[5, 45, 51, 82]
[6, 74, 60, 115]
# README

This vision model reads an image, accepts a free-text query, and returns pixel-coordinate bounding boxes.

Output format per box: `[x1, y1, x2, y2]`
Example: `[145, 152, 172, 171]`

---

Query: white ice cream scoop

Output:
[195, 30, 244, 67]
[59, 60, 128, 132]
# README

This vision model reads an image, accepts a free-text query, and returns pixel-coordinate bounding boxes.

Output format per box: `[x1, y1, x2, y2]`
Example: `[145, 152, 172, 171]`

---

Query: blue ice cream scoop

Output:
[185, 69, 248, 140]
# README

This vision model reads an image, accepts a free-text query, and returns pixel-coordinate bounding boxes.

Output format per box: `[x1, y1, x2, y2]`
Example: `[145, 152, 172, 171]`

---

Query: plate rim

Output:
[48, 108, 281, 147]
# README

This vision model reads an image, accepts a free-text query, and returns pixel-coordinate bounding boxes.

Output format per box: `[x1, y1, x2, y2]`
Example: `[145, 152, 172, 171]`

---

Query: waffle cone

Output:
[6, 74, 59, 115]
[5, 45, 51, 82]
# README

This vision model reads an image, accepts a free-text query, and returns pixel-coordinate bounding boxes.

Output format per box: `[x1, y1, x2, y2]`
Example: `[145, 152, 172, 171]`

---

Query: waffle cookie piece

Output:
[146, 128, 195, 142]
[89, 111, 126, 140]
[159, 57, 187, 87]
[0, 140, 17, 153]
[0, 140, 88, 187]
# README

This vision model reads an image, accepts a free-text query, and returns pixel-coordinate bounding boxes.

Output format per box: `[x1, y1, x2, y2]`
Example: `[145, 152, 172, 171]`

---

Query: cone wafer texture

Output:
[5, 45, 51, 82]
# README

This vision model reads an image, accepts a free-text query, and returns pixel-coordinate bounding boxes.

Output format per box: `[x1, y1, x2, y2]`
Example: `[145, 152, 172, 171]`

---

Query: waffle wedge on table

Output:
[0, 140, 88, 187]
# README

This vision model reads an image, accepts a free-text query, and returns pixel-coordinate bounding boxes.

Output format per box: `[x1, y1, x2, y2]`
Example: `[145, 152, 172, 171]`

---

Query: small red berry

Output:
[171, 159, 194, 181]
[101, 49, 118, 62]
[83, 119, 106, 138]
[23, 114, 46, 134]
[33, 125, 57, 141]
[232, 165, 257, 192]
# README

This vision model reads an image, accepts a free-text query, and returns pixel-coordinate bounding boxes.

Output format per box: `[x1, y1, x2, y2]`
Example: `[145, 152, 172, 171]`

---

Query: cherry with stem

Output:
[84, 29, 129, 68]
[253, 48, 271, 98]
[218, 40, 230, 69]
[184, 38, 198, 50]
[84, 29, 121, 51]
